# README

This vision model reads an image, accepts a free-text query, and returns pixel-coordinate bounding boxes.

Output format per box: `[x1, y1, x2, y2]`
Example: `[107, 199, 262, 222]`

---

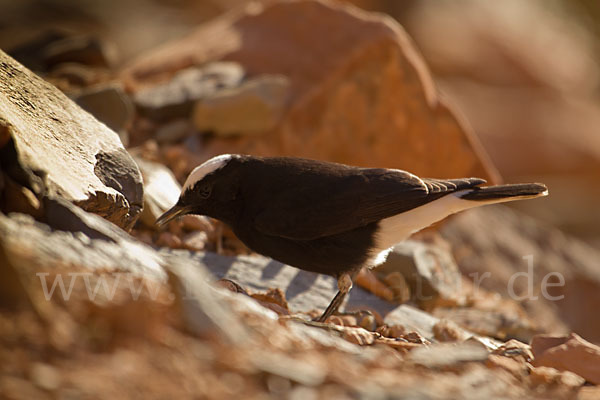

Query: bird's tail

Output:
[458, 183, 548, 202]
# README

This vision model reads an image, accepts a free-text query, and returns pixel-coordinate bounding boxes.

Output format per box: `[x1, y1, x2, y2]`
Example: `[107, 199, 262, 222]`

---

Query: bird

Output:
[156, 154, 548, 322]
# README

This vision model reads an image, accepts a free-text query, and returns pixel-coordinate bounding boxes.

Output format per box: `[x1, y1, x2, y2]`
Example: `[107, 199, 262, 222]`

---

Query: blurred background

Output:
[1, 0, 598, 248]
[2, 1, 600, 397]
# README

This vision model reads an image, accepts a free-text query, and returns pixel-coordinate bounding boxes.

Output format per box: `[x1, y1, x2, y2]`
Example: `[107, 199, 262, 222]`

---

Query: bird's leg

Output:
[315, 273, 353, 323]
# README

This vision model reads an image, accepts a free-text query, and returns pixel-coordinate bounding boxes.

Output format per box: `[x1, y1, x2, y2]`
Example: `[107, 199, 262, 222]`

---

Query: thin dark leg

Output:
[314, 272, 353, 323]
[315, 290, 348, 323]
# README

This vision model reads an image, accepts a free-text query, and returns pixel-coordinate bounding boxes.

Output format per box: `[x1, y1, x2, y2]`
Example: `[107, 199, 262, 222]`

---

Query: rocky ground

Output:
[1, 1, 600, 399]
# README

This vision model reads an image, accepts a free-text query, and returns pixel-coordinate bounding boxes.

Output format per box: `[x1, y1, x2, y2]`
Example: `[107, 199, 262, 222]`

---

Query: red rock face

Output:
[531, 333, 600, 385]
[121, 0, 499, 183]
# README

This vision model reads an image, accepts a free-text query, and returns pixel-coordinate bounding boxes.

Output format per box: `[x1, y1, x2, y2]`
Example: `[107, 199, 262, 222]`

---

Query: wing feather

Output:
[249, 157, 484, 240]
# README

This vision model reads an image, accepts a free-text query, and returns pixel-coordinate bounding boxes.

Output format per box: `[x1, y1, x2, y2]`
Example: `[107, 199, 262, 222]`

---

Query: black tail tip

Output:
[460, 182, 548, 201]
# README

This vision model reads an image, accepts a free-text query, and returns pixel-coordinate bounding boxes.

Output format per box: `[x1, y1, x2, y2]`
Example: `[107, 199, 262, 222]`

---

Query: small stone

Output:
[192, 75, 289, 136]
[166, 260, 248, 344]
[134, 156, 181, 229]
[402, 331, 430, 345]
[492, 339, 533, 363]
[485, 354, 528, 380]
[376, 324, 407, 339]
[156, 232, 182, 249]
[358, 314, 377, 332]
[374, 240, 464, 309]
[215, 279, 248, 295]
[250, 287, 289, 311]
[327, 316, 344, 326]
[49, 62, 107, 87]
[578, 386, 600, 400]
[409, 341, 489, 368]
[30, 363, 61, 391]
[43, 35, 117, 68]
[154, 119, 195, 143]
[529, 366, 561, 385]
[339, 315, 358, 327]
[7, 29, 69, 71]
[181, 214, 215, 233]
[559, 371, 586, 389]
[355, 268, 395, 302]
[73, 83, 134, 146]
[182, 231, 208, 251]
[339, 326, 377, 346]
[1, 174, 43, 218]
[433, 318, 470, 342]
[249, 351, 325, 386]
[384, 304, 440, 341]
[382, 271, 411, 303]
[134, 62, 244, 120]
[433, 305, 536, 342]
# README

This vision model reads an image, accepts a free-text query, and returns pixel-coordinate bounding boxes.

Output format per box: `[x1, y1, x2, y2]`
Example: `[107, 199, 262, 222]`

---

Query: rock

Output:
[133, 62, 244, 121]
[492, 339, 533, 363]
[531, 333, 600, 385]
[383, 304, 440, 341]
[338, 326, 377, 346]
[133, 156, 180, 228]
[0, 199, 165, 282]
[0, 199, 260, 348]
[166, 260, 248, 344]
[48, 62, 108, 88]
[7, 29, 70, 72]
[250, 287, 289, 311]
[156, 232, 183, 249]
[180, 215, 215, 234]
[73, 83, 134, 146]
[432, 319, 470, 342]
[432, 306, 538, 343]
[381, 271, 411, 303]
[384, 304, 502, 350]
[441, 206, 600, 341]
[408, 341, 489, 368]
[30, 363, 61, 391]
[0, 50, 143, 230]
[529, 366, 585, 389]
[154, 119, 195, 144]
[249, 351, 325, 386]
[160, 250, 397, 317]
[43, 34, 117, 69]
[121, 0, 499, 183]
[0, 172, 43, 218]
[181, 231, 209, 252]
[485, 355, 528, 380]
[373, 240, 464, 309]
[579, 386, 600, 400]
[192, 75, 289, 136]
[355, 268, 395, 302]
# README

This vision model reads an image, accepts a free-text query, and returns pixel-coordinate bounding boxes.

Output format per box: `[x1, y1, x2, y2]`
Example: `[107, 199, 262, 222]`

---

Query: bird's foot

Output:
[313, 273, 354, 323]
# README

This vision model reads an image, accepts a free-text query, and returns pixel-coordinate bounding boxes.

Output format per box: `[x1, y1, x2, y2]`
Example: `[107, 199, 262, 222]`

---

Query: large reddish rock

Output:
[121, 0, 498, 182]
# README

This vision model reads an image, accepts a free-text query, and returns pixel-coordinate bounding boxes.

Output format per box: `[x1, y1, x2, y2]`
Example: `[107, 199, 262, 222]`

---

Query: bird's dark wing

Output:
[253, 163, 485, 240]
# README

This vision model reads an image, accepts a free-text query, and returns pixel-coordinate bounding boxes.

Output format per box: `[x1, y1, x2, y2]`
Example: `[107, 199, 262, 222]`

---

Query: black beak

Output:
[156, 204, 191, 227]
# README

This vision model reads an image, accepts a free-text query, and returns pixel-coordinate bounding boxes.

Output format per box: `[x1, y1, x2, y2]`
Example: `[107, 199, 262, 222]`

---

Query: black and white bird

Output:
[156, 154, 548, 322]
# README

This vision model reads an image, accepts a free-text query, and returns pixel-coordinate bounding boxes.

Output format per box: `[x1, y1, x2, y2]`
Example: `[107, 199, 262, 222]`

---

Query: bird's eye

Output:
[199, 184, 212, 199]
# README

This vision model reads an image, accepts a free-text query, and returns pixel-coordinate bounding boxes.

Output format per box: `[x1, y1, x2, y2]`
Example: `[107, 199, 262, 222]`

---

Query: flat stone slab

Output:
[162, 249, 398, 315]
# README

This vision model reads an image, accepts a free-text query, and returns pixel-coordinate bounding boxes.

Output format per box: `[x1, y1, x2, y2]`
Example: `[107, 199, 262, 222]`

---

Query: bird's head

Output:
[156, 154, 242, 227]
